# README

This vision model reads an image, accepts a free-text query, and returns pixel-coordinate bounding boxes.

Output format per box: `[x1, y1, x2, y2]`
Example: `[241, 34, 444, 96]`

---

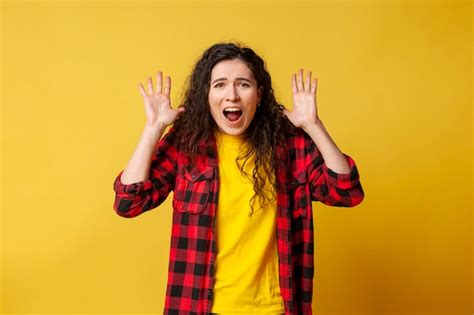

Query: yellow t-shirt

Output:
[210, 131, 285, 315]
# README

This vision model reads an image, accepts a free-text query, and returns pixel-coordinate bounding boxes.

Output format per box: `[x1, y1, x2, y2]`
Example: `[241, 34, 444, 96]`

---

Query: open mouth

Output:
[223, 108, 243, 122]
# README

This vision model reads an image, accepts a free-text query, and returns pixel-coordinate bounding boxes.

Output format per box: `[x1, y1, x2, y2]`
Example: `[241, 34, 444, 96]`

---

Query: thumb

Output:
[283, 109, 291, 118]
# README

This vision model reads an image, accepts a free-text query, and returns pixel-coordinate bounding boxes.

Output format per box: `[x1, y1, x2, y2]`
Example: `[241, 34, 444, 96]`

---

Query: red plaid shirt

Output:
[113, 127, 364, 315]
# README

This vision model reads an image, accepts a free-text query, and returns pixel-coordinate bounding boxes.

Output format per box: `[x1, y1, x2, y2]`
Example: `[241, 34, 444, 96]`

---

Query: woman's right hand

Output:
[138, 71, 185, 129]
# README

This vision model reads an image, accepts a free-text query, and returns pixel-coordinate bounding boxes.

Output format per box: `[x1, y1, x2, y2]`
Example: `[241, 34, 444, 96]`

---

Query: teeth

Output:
[223, 107, 242, 112]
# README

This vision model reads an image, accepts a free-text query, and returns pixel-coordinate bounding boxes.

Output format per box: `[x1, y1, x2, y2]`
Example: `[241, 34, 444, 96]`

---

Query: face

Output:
[208, 58, 261, 136]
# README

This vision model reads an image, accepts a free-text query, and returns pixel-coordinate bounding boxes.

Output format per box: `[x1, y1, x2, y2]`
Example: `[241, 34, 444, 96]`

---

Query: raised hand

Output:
[283, 69, 319, 129]
[138, 71, 185, 128]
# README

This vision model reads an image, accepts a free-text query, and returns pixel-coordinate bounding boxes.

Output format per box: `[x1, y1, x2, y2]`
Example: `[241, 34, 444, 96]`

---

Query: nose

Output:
[225, 85, 240, 102]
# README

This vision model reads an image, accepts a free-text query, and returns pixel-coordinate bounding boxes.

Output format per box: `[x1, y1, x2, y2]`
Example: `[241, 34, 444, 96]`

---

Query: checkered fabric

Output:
[113, 127, 364, 315]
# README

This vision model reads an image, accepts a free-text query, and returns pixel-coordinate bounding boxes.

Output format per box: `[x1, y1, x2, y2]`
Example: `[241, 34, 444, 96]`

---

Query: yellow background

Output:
[1, 0, 472, 314]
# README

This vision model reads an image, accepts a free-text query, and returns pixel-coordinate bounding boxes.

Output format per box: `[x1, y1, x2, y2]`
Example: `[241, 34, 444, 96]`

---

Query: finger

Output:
[163, 76, 171, 96]
[311, 78, 317, 95]
[147, 77, 154, 94]
[291, 74, 297, 94]
[177, 106, 186, 112]
[296, 69, 304, 91]
[138, 83, 147, 97]
[305, 71, 311, 92]
[156, 71, 163, 94]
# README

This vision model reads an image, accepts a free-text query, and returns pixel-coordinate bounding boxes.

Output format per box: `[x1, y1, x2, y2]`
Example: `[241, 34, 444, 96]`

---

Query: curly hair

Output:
[173, 42, 297, 216]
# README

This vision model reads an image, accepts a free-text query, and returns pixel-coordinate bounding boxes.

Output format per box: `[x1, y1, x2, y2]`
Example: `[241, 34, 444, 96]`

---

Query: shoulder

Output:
[282, 127, 308, 147]
[159, 126, 180, 147]
[153, 126, 180, 159]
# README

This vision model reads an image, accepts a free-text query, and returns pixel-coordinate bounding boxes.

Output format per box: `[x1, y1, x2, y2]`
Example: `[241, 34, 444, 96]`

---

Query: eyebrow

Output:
[211, 77, 253, 85]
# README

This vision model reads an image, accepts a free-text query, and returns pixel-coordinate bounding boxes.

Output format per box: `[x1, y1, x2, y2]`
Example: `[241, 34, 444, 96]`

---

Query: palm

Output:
[284, 69, 319, 129]
[143, 93, 179, 126]
[138, 71, 185, 127]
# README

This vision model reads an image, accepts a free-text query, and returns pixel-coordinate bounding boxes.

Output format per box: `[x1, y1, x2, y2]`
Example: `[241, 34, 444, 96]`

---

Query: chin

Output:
[221, 127, 244, 136]
[217, 123, 247, 136]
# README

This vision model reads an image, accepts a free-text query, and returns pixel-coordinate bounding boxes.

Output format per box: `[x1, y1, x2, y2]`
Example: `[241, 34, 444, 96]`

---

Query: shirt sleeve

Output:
[304, 132, 365, 207]
[112, 127, 178, 218]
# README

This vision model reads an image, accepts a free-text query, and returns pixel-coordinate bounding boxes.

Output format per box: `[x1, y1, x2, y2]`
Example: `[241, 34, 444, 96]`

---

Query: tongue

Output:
[226, 112, 241, 122]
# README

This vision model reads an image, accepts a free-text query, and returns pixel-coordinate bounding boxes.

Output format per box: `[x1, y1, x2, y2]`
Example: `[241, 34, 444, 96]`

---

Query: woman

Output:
[113, 43, 364, 315]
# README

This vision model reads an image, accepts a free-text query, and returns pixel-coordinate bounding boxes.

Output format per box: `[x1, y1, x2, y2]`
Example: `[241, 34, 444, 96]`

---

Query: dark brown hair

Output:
[173, 42, 296, 216]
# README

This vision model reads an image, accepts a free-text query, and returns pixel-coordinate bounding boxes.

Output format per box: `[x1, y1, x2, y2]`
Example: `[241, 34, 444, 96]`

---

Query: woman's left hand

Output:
[283, 69, 319, 129]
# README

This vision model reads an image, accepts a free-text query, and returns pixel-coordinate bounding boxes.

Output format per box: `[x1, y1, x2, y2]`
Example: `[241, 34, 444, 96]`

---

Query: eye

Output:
[239, 82, 251, 87]
[213, 82, 224, 88]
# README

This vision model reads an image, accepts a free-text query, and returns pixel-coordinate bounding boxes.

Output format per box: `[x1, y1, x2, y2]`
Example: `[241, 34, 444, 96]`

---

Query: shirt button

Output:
[207, 289, 212, 298]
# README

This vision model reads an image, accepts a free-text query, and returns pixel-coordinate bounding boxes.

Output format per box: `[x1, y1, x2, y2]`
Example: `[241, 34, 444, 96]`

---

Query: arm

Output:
[303, 123, 364, 207]
[113, 125, 178, 217]
[284, 69, 364, 207]
[120, 123, 166, 185]
[303, 119, 350, 174]
[113, 71, 185, 218]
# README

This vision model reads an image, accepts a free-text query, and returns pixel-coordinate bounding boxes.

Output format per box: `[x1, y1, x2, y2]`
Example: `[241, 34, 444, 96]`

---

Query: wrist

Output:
[143, 122, 166, 142]
[302, 117, 322, 132]
[145, 121, 166, 132]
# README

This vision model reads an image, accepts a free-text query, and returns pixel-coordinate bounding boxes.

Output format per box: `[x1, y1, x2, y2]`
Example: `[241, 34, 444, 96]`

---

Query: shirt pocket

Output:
[289, 170, 308, 219]
[173, 166, 214, 214]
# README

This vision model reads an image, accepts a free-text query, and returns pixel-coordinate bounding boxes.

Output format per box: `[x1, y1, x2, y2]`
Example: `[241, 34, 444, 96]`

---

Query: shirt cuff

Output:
[322, 154, 360, 190]
[113, 170, 154, 195]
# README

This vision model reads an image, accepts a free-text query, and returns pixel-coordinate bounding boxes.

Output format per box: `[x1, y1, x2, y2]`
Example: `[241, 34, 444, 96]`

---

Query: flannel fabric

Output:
[113, 126, 364, 315]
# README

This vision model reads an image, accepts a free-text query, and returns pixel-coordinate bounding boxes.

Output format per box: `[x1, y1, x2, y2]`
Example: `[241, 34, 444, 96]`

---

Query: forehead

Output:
[210, 59, 255, 80]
